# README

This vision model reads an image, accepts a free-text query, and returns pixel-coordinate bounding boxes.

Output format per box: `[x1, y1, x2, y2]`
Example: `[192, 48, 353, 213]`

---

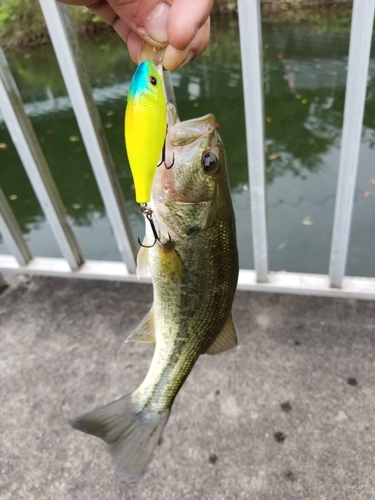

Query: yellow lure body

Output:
[125, 60, 167, 204]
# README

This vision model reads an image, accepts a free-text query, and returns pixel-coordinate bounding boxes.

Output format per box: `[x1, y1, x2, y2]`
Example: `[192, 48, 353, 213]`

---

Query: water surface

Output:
[0, 19, 374, 276]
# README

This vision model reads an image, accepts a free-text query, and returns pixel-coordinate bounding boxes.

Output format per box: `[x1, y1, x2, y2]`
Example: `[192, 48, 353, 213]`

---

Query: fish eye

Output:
[201, 151, 219, 174]
[149, 75, 157, 86]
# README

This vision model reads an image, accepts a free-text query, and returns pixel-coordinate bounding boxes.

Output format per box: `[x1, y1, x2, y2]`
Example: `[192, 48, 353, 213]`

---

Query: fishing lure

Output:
[125, 60, 167, 205]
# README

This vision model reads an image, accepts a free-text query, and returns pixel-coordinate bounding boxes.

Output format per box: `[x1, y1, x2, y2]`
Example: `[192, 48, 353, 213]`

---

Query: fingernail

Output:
[181, 50, 195, 67]
[163, 49, 195, 72]
[142, 2, 170, 45]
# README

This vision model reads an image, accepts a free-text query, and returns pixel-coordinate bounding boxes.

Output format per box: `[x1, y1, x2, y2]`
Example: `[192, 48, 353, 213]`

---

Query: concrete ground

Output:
[1, 275, 375, 500]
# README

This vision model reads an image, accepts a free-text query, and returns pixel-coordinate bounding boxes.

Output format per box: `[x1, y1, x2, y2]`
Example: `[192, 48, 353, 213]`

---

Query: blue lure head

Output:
[128, 60, 163, 101]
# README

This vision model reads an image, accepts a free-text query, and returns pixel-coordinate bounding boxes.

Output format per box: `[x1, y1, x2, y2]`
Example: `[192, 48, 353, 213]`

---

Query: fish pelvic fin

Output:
[126, 307, 155, 343]
[71, 395, 170, 483]
[205, 313, 238, 355]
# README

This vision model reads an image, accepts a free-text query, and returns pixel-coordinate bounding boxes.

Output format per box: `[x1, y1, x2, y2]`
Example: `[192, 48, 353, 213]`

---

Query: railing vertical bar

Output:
[0, 48, 84, 270]
[0, 186, 32, 266]
[329, 0, 375, 288]
[237, 0, 268, 282]
[39, 0, 137, 274]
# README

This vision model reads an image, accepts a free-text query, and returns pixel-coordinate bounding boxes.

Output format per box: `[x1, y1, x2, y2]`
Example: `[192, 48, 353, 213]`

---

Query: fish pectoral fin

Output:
[158, 243, 186, 282]
[205, 313, 238, 355]
[136, 242, 150, 279]
[126, 307, 155, 343]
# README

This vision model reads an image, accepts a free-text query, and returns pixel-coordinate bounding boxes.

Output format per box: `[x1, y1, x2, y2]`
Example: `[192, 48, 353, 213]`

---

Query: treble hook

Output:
[138, 203, 172, 248]
[157, 133, 175, 170]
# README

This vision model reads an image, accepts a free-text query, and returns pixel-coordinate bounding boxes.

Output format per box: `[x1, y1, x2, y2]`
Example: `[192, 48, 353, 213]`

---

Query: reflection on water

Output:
[0, 19, 374, 276]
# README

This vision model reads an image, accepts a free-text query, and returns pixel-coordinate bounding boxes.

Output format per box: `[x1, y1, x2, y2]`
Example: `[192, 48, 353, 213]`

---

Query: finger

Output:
[168, 0, 213, 51]
[58, 0, 121, 25]
[58, 0, 100, 5]
[163, 17, 210, 71]
[141, 1, 171, 45]
[125, 30, 146, 64]
[109, 0, 171, 46]
[88, 0, 122, 25]
[61, 0, 171, 45]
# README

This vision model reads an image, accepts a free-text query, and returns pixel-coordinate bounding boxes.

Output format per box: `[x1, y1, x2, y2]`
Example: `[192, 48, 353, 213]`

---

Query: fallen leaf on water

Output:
[266, 116, 272, 123]
[83, 173, 90, 179]
[46, 129, 54, 135]
[278, 241, 287, 250]
[296, 94, 302, 99]
[302, 98, 308, 104]
[302, 216, 313, 226]
[72, 204, 81, 209]
[364, 190, 371, 197]
[106, 110, 115, 116]
[69, 136, 80, 142]
[193, 102, 199, 108]
[278, 53, 283, 59]
[9, 194, 18, 200]
[214, 122, 220, 128]
[105, 122, 113, 129]
[0, 143, 8, 149]
[369, 179, 375, 185]
[268, 152, 281, 160]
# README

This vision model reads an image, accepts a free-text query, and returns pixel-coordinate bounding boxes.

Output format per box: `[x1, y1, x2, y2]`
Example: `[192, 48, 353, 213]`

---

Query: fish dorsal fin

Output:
[136, 241, 150, 279]
[205, 314, 237, 355]
[126, 307, 155, 343]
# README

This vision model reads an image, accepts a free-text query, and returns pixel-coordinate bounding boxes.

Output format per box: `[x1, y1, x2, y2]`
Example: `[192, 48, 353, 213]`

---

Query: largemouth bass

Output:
[72, 104, 239, 483]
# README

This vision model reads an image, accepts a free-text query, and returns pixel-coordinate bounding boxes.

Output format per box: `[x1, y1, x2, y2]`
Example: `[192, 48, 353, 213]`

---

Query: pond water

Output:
[0, 18, 375, 276]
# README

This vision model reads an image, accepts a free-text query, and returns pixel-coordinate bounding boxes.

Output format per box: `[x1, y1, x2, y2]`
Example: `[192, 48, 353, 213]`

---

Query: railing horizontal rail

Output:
[1, 254, 375, 300]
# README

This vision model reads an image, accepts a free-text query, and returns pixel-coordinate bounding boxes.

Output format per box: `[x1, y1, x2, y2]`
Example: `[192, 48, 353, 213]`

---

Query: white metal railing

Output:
[0, 0, 375, 300]
[328, 0, 375, 288]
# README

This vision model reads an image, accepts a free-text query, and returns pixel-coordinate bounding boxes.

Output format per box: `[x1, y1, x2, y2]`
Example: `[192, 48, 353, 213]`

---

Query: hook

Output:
[138, 203, 172, 248]
[157, 135, 175, 170]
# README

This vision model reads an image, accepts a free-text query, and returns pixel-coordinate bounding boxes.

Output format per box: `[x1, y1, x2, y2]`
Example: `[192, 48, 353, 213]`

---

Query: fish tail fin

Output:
[71, 394, 170, 483]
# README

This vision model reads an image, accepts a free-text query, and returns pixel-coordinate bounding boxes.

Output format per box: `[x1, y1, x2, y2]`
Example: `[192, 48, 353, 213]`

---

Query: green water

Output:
[0, 19, 375, 276]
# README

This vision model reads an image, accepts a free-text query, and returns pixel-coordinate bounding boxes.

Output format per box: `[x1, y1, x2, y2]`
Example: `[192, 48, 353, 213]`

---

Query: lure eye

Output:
[202, 151, 219, 174]
[149, 75, 157, 86]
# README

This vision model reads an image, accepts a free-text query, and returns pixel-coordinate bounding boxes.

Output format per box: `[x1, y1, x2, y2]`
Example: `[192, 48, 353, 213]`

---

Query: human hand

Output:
[58, 0, 212, 70]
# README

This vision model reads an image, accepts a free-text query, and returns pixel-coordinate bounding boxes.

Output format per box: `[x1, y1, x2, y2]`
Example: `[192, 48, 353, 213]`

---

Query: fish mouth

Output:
[166, 104, 216, 147]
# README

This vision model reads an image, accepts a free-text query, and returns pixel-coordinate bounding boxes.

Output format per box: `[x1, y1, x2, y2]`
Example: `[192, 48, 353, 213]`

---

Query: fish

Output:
[125, 59, 167, 204]
[71, 104, 239, 483]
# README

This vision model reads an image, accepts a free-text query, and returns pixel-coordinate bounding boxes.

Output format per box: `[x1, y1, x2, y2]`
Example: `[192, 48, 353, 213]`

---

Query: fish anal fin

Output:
[126, 307, 155, 343]
[205, 314, 237, 355]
